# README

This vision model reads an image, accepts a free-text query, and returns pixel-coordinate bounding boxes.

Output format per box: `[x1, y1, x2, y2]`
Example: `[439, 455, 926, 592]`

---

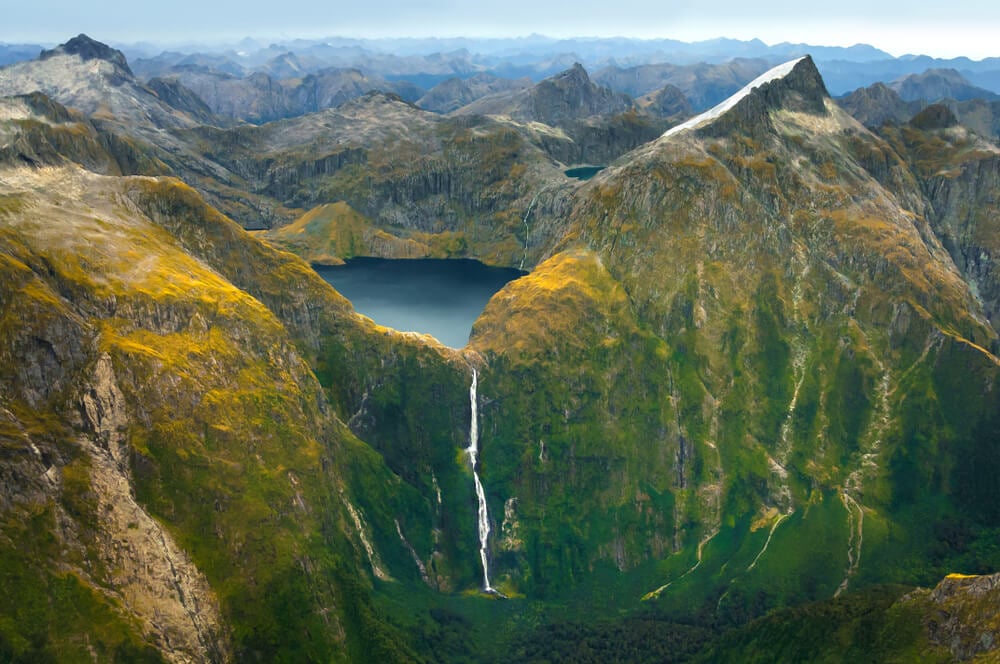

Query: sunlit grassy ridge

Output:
[265, 200, 470, 264]
[443, 63, 1000, 624]
[469, 248, 682, 597]
[0, 165, 470, 661]
[185, 96, 585, 267]
[3, 55, 1000, 663]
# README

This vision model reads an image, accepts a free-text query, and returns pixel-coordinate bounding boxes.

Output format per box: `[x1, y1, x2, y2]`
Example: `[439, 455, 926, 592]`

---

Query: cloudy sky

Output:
[3, 0, 998, 59]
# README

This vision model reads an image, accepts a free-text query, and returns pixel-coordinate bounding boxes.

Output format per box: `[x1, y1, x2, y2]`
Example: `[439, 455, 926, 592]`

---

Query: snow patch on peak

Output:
[663, 57, 808, 138]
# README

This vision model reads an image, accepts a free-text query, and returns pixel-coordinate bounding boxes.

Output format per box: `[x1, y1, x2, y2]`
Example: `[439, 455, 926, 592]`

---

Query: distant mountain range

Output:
[5, 35, 1000, 98]
[4, 32, 1000, 663]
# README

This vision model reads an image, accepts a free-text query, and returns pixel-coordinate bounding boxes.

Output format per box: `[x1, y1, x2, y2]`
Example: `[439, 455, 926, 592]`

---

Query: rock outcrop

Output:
[925, 573, 1000, 660]
[838, 81, 920, 128]
[4, 43, 1000, 662]
[39, 33, 133, 78]
[417, 72, 531, 114]
[891, 68, 1000, 103]
[455, 63, 634, 125]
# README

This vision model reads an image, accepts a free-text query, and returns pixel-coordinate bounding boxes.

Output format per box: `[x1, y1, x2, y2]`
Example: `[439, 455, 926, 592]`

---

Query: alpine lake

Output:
[315, 257, 526, 348]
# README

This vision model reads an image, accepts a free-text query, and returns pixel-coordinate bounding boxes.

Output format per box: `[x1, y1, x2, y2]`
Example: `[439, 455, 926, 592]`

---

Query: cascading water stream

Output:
[519, 193, 539, 271]
[467, 369, 495, 593]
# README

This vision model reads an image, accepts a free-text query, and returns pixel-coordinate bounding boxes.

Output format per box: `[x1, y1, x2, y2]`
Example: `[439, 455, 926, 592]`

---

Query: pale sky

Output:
[2, 0, 998, 60]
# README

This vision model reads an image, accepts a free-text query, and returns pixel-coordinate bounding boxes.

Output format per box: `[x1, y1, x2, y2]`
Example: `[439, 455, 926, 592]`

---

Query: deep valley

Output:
[1, 33, 1000, 663]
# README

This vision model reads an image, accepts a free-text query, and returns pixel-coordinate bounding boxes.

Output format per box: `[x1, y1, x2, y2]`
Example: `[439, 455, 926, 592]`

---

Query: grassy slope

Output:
[0, 165, 452, 661]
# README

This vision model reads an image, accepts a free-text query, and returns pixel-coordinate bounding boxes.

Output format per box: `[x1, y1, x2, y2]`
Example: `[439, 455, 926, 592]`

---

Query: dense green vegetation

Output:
[3, 52, 1000, 663]
[698, 585, 949, 663]
[0, 508, 165, 663]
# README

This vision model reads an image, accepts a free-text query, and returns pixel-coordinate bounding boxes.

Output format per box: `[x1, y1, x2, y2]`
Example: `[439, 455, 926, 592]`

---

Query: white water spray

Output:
[467, 369, 495, 592]
[519, 192, 540, 271]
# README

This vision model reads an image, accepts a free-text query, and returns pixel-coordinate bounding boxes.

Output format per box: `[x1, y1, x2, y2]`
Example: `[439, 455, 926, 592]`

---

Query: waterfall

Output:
[519, 192, 540, 270]
[467, 369, 494, 592]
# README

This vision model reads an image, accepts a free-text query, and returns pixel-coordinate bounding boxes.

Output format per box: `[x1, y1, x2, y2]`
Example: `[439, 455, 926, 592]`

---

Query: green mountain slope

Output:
[0, 107, 486, 659]
[3, 48, 1000, 663]
[457, 57, 1000, 617]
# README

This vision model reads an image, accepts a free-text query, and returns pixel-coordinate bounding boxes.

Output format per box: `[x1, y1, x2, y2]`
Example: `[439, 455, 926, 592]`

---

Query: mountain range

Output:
[2, 34, 1000, 662]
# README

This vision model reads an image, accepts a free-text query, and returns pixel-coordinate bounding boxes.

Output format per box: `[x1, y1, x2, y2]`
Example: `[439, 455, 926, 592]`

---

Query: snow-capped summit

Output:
[663, 56, 826, 138]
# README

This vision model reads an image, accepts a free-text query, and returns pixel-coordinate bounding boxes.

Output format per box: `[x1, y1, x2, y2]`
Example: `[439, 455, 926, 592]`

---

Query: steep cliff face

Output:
[0, 165, 352, 660]
[838, 82, 922, 128]
[922, 573, 1000, 660]
[190, 93, 577, 264]
[447, 57, 1000, 610]
[877, 113, 1000, 336]
[417, 73, 532, 114]
[144, 76, 220, 126]
[5, 45, 1000, 660]
[0, 146, 486, 660]
[470, 249, 678, 594]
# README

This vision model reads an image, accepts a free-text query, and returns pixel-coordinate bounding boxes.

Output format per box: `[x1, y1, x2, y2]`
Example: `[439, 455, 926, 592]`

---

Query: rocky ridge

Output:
[923, 573, 1000, 660]
[891, 69, 1000, 103]
[455, 63, 634, 125]
[837, 82, 922, 128]
[3, 39, 1000, 662]
[417, 72, 532, 114]
[460, 55, 1000, 610]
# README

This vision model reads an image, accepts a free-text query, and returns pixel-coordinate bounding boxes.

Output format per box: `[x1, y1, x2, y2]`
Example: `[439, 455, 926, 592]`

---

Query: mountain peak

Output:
[555, 62, 590, 84]
[663, 55, 828, 138]
[890, 68, 998, 102]
[39, 34, 132, 77]
[908, 103, 959, 130]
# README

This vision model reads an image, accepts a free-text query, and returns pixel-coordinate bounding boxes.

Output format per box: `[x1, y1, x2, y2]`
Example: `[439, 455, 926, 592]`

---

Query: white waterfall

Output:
[467, 369, 494, 592]
[519, 193, 540, 270]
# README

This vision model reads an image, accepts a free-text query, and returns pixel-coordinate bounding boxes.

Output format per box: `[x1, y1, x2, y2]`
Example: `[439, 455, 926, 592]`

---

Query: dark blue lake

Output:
[315, 258, 525, 348]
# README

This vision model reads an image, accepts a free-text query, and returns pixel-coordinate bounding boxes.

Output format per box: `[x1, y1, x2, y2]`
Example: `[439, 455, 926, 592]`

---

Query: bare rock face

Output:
[637, 83, 693, 119]
[454, 63, 634, 125]
[81, 389, 230, 663]
[925, 573, 1000, 661]
[0, 34, 200, 131]
[881, 117, 1000, 336]
[81, 355, 228, 660]
[418, 73, 531, 114]
[891, 68, 1000, 103]
[81, 354, 130, 470]
[838, 82, 922, 128]
[145, 77, 219, 125]
[40, 33, 134, 79]
[697, 55, 829, 139]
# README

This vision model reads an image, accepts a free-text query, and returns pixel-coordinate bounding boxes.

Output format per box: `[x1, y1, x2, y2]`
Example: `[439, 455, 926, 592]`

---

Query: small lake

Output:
[315, 258, 525, 348]
[564, 165, 606, 180]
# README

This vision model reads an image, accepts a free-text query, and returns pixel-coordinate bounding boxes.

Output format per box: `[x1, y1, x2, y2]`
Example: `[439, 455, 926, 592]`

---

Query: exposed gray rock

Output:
[593, 58, 773, 111]
[454, 63, 634, 125]
[418, 72, 531, 113]
[924, 573, 1000, 661]
[891, 68, 1000, 102]
[838, 82, 922, 128]
[40, 34, 133, 78]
